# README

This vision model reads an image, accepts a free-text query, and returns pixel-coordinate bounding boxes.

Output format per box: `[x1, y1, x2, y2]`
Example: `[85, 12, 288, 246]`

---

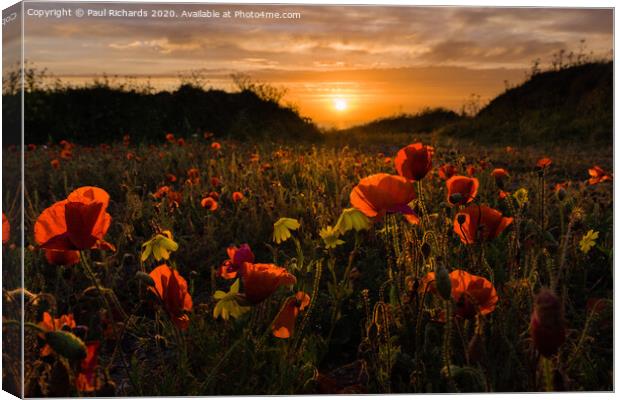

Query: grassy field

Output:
[2, 132, 613, 395]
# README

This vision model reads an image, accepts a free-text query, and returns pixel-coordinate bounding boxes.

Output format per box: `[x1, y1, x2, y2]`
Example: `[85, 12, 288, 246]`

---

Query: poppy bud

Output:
[556, 187, 567, 202]
[435, 264, 452, 301]
[449, 193, 463, 205]
[421, 242, 432, 259]
[530, 288, 566, 358]
[135, 271, 155, 287]
[45, 330, 87, 360]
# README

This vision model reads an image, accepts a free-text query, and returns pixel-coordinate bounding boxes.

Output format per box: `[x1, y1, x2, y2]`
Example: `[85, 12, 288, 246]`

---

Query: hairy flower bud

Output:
[556, 187, 567, 202]
[421, 242, 432, 259]
[45, 330, 87, 360]
[530, 288, 566, 358]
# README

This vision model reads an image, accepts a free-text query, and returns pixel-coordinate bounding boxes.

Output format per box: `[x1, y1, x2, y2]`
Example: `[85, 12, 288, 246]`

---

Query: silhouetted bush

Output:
[3, 77, 321, 145]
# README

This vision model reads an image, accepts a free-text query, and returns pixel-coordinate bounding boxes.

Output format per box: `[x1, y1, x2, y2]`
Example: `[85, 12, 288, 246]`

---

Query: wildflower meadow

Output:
[1, 132, 613, 395]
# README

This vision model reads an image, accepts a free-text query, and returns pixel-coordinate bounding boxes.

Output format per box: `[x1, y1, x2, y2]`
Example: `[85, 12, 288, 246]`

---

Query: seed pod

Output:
[44, 331, 87, 360]
[456, 214, 467, 225]
[530, 288, 566, 358]
[435, 264, 452, 301]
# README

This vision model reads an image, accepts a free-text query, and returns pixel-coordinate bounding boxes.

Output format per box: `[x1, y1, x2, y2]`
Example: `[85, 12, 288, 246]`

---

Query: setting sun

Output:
[333, 98, 348, 111]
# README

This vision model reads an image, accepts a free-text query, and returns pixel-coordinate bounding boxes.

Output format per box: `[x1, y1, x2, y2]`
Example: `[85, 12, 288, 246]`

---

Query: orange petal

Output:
[34, 201, 68, 246]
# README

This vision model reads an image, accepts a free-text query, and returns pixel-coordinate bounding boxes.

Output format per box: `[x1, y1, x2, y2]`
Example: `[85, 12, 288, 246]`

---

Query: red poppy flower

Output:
[272, 292, 311, 338]
[419, 270, 498, 319]
[60, 149, 72, 160]
[438, 164, 458, 181]
[38, 312, 77, 356]
[232, 192, 244, 203]
[250, 153, 260, 163]
[177, 138, 185, 146]
[498, 190, 510, 200]
[530, 288, 565, 357]
[123, 135, 130, 146]
[34, 187, 114, 251]
[394, 143, 434, 181]
[491, 168, 509, 179]
[384, 157, 392, 165]
[588, 166, 612, 185]
[208, 191, 220, 200]
[51, 159, 60, 169]
[466, 165, 477, 177]
[537, 157, 552, 169]
[204, 131, 214, 140]
[76, 341, 102, 392]
[211, 177, 221, 187]
[165, 133, 175, 143]
[201, 197, 218, 211]
[211, 142, 221, 151]
[450, 270, 498, 319]
[187, 168, 200, 179]
[166, 190, 183, 208]
[350, 173, 418, 223]
[446, 176, 479, 206]
[2, 213, 9, 244]
[149, 264, 193, 331]
[454, 205, 513, 244]
[219, 244, 255, 279]
[44, 249, 80, 266]
[166, 174, 177, 183]
[152, 186, 170, 199]
[27, 143, 37, 151]
[241, 262, 297, 304]
[126, 152, 135, 160]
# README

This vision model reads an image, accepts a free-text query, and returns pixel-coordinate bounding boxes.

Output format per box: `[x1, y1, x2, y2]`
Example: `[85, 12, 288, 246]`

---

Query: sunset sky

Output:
[6, 3, 614, 127]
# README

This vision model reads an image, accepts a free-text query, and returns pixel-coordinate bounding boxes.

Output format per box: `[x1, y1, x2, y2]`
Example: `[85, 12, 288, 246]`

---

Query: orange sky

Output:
[4, 3, 613, 127]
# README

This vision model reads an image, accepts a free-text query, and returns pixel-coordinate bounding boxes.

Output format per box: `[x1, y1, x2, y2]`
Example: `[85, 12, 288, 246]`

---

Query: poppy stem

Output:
[80, 252, 128, 331]
[442, 300, 457, 392]
[416, 181, 430, 228]
[294, 258, 323, 352]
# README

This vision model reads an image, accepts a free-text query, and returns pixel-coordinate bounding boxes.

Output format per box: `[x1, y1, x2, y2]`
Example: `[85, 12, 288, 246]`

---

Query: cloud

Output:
[16, 5, 612, 78]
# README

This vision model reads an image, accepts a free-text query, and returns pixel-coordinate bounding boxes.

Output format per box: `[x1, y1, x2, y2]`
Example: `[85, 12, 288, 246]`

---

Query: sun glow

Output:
[333, 98, 348, 111]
